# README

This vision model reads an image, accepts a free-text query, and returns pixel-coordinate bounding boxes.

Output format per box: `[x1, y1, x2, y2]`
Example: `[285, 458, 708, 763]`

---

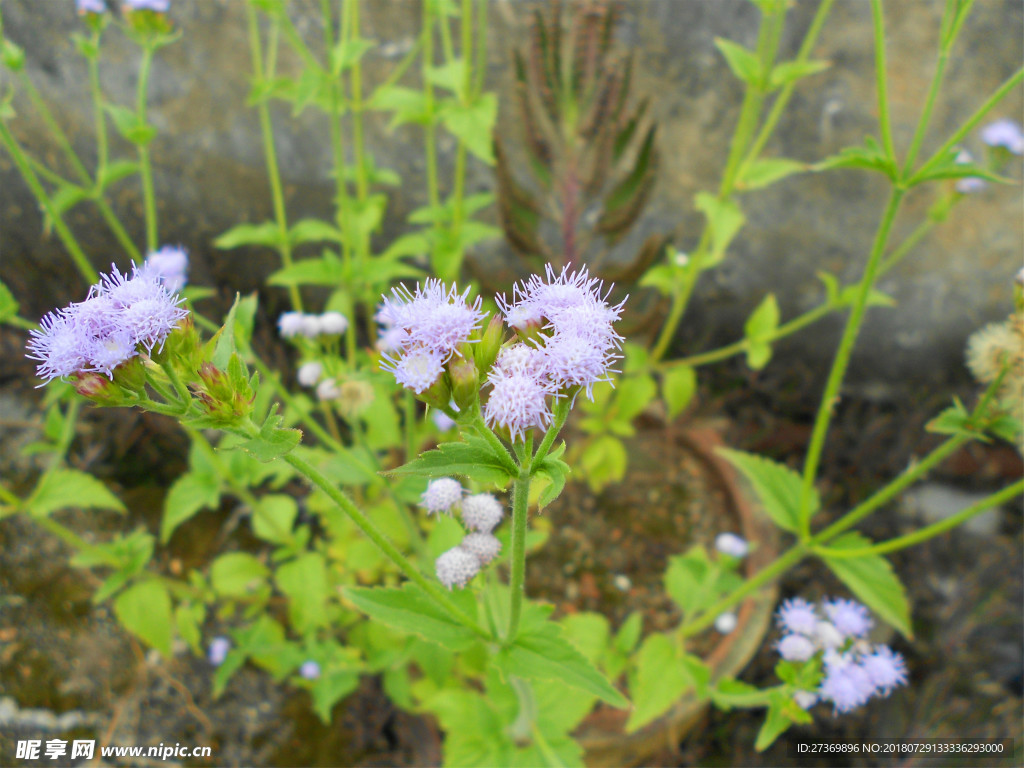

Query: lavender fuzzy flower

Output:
[77, 0, 107, 14]
[460, 493, 503, 533]
[124, 0, 170, 11]
[861, 645, 907, 696]
[819, 659, 876, 714]
[141, 245, 188, 292]
[823, 598, 873, 638]
[299, 660, 321, 680]
[777, 633, 817, 662]
[483, 367, 555, 441]
[379, 279, 484, 359]
[460, 532, 502, 566]
[981, 118, 1024, 154]
[297, 361, 323, 388]
[381, 345, 446, 394]
[318, 311, 348, 336]
[715, 532, 749, 558]
[207, 637, 230, 666]
[27, 265, 187, 383]
[776, 597, 819, 636]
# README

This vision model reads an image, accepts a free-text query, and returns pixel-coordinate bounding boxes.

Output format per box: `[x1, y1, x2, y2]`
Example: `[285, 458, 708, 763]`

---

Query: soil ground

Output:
[0, 325, 1021, 768]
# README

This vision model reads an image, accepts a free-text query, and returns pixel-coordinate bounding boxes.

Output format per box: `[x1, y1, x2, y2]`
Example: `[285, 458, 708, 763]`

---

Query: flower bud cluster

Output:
[26, 263, 188, 384]
[775, 597, 907, 714]
[278, 311, 349, 340]
[140, 245, 189, 292]
[422, 478, 505, 590]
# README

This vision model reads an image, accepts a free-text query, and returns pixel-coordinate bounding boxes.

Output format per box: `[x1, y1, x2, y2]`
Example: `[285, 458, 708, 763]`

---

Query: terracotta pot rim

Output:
[575, 417, 780, 768]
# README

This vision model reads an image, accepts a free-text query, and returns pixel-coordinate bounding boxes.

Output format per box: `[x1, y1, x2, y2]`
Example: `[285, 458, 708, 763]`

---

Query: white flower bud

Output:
[714, 532, 749, 558]
[714, 612, 738, 634]
[435, 546, 481, 590]
[316, 377, 341, 401]
[318, 311, 349, 335]
[815, 621, 845, 650]
[420, 478, 463, 515]
[794, 691, 818, 709]
[460, 493, 504, 532]
[297, 361, 323, 387]
[460, 533, 502, 566]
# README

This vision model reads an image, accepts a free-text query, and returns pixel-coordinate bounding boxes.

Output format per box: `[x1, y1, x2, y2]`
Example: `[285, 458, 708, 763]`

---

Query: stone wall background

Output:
[1, 0, 1021, 399]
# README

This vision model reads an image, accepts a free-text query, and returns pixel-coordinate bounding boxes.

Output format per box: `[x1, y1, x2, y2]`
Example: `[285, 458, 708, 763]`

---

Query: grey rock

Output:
[1, 0, 1021, 399]
[901, 482, 1003, 537]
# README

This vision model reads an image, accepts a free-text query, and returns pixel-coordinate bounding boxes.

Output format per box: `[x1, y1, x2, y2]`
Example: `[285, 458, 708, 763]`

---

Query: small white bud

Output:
[815, 621, 844, 650]
[316, 377, 341, 401]
[318, 311, 349, 335]
[794, 691, 818, 709]
[714, 532, 749, 558]
[460, 493, 504, 532]
[297, 361, 323, 387]
[420, 478, 464, 515]
[460, 532, 502, 565]
[278, 312, 305, 339]
[435, 546, 481, 589]
[777, 633, 816, 662]
[300, 314, 322, 338]
[714, 612, 738, 634]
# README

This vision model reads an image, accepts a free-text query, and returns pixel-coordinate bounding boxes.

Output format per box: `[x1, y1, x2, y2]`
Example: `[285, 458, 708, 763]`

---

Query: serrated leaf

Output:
[388, 435, 516, 486]
[276, 552, 329, 634]
[237, 426, 302, 462]
[695, 192, 744, 267]
[579, 434, 627, 492]
[268, 251, 346, 287]
[211, 552, 268, 597]
[663, 365, 697, 419]
[214, 221, 283, 250]
[822, 532, 913, 638]
[533, 451, 569, 509]
[714, 37, 762, 84]
[28, 469, 125, 518]
[345, 583, 479, 651]
[925, 400, 973, 437]
[716, 448, 815, 533]
[664, 547, 725, 618]
[769, 59, 830, 89]
[814, 137, 897, 180]
[288, 218, 344, 245]
[560, 612, 610, 665]
[738, 158, 806, 190]
[439, 93, 498, 163]
[252, 494, 297, 544]
[425, 59, 467, 93]
[175, 602, 205, 654]
[114, 580, 172, 657]
[625, 633, 693, 732]
[755, 693, 792, 751]
[160, 471, 222, 543]
[498, 619, 628, 708]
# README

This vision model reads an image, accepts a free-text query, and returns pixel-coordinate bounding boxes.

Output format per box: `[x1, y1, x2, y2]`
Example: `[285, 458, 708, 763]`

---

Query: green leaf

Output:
[425, 59, 467, 93]
[711, 678, 768, 710]
[769, 59, 831, 89]
[370, 84, 432, 127]
[625, 634, 694, 732]
[439, 93, 498, 163]
[276, 552, 329, 634]
[716, 448, 816, 533]
[744, 294, 779, 370]
[714, 38, 763, 84]
[822, 532, 913, 638]
[310, 668, 361, 723]
[214, 221, 283, 250]
[663, 365, 697, 419]
[387, 434, 516, 486]
[288, 218, 344, 245]
[114, 580, 173, 657]
[755, 693, 792, 751]
[814, 136, 897, 180]
[533, 450, 569, 509]
[236, 414, 302, 462]
[252, 494, 297, 544]
[0, 279, 21, 324]
[28, 469, 125, 518]
[97, 159, 140, 190]
[498, 619, 628, 708]
[210, 295, 241, 370]
[664, 547, 725, 618]
[344, 583, 479, 651]
[737, 158, 807, 190]
[104, 104, 156, 146]
[211, 552, 268, 597]
[175, 602, 205, 654]
[695, 192, 745, 267]
[615, 612, 643, 653]
[926, 400, 973, 437]
[267, 250, 346, 287]
[329, 37, 374, 76]
[579, 434, 627, 492]
[560, 612, 610, 666]
[160, 470, 222, 543]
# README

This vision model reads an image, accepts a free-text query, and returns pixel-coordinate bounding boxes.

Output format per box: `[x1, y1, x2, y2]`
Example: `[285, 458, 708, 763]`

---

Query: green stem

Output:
[742, 0, 835, 165]
[136, 43, 158, 253]
[0, 122, 98, 283]
[404, 389, 417, 462]
[909, 65, 1024, 185]
[877, 215, 935, 276]
[870, 0, 897, 164]
[472, 0, 488, 98]
[796, 188, 905, 539]
[815, 479, 1024, 559]
[505, 469, 531, 642]
[470, 408, 520, 477]
[283, 447, 487, 636]
[679, 543, 808, 638]
[246, 4, 303, 312]
[532, 393, 571, 467]
[901, 10, 953, 174]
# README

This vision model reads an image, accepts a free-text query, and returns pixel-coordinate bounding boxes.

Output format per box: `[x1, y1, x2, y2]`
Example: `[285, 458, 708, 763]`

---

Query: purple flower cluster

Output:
[775, 597, 907, 715]
[485, 265, 625, 439]
[27, 264, 188, 383]
[981, 118, 1024, 155]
